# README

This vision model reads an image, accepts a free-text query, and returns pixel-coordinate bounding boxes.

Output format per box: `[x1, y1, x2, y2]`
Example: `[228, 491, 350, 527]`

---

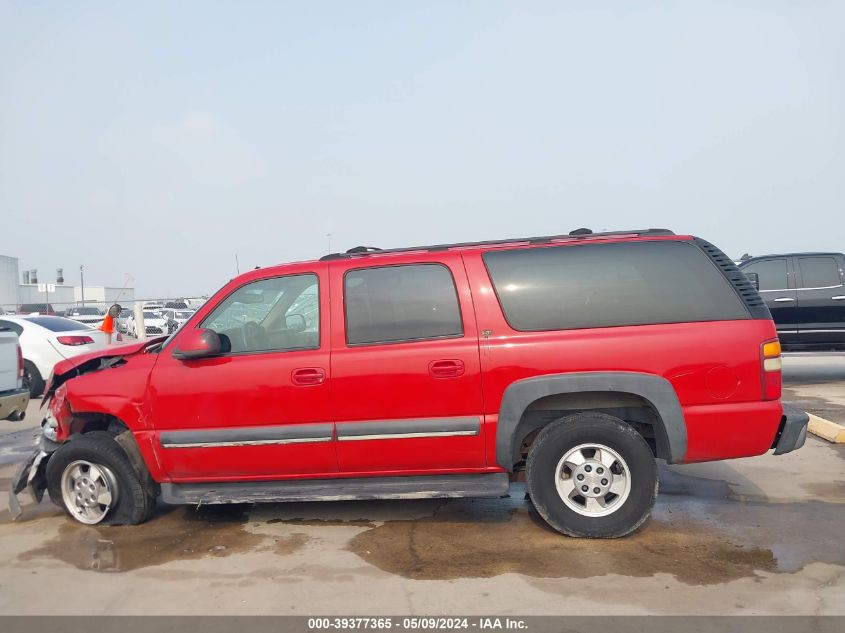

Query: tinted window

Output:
[0, 320, 23, 335]
[742, 258, 789, 291]
[345, 264, 463, 345]
[483, 241, 748, 332]
[201, 274, 319, 354]
[26, 317, 93, 332]
[798, 257, 841, 288]
[69, 307, 101, 315]
[19, 304, 54, 313]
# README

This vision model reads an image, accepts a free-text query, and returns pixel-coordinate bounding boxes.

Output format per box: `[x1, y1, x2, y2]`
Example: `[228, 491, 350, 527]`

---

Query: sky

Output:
[1, 1, 843, 299]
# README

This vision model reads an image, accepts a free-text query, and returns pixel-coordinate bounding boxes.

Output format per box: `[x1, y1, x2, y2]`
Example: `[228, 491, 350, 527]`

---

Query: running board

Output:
[161, 473, 510, 505]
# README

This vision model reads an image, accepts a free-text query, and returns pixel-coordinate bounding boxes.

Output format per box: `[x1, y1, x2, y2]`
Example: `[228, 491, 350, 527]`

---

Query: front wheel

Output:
[46, 433, 156, 525]
[526, 412, 657, 538]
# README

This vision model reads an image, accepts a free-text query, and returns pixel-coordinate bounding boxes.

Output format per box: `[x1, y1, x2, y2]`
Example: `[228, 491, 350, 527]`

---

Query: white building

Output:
[1, 254, 134, 312]
[0, 255, 19, 311]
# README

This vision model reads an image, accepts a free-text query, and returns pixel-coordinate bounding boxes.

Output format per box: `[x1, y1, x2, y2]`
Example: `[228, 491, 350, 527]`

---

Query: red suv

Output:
[10, 229, 808, 538]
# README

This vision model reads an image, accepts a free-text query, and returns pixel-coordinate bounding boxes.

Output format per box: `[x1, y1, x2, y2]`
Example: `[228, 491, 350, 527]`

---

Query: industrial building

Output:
[0, 254, 134, 312]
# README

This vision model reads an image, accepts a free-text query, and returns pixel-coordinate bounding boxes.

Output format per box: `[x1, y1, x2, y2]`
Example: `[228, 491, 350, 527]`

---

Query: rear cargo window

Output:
[26, 317, 94, 332]
[482, 241, 749, 332]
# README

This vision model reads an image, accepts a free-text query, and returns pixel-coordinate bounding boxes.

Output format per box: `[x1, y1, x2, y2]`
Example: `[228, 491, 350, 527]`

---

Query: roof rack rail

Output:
[319, 228, 675, 261]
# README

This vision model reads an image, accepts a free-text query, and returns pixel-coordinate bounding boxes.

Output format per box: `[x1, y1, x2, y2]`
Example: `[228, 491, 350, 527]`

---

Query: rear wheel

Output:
[526, 412, 657, 538]
[46, 433, 156, 525]
[22, 361, 44, 398]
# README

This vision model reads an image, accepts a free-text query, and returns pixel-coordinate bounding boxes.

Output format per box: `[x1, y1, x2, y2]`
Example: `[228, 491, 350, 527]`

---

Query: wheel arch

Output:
[496, 372, 687, 470]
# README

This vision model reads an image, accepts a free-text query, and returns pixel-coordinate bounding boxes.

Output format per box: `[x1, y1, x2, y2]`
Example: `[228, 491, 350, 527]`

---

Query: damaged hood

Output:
[46, 336, 167, 395]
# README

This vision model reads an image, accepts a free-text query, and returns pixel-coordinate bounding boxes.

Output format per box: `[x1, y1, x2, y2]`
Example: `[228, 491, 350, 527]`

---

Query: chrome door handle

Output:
[833, 296, 845, 300]
[773, 297, 795, 302]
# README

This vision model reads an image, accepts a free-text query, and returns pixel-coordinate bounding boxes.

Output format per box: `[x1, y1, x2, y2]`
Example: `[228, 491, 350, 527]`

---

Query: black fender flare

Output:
[495, 371, 687, 470]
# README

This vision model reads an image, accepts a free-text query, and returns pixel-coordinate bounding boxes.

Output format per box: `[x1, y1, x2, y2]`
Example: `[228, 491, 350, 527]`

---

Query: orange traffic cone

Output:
[99, 313, 115, 345]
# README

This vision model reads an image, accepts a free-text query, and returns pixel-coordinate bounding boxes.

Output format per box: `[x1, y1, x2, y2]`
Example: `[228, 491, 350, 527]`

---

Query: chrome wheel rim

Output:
[60, 460, 119, 525]
[555, 443, 631, 517]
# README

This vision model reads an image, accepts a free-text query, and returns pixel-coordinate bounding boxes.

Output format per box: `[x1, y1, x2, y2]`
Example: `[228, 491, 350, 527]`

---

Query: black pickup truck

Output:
[738, 252, 845, 351]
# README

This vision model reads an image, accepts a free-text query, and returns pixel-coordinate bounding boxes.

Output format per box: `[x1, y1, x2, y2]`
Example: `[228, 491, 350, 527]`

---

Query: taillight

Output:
[761, 339, 782, 400]
[17, 344, 23, 379]
[57, 335, 94, 346]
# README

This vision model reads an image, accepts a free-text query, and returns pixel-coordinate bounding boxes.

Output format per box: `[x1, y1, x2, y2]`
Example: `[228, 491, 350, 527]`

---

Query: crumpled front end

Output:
[9, 447, 50, 519]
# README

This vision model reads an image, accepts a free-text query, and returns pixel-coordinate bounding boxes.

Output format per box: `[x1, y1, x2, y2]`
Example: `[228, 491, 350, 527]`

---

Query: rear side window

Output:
[26, 317, 93, 332]
[483, 241, 748, 332]
[742, 258, 789, 291]
[797, 257, 842, 289]
[344, 264, 463, 345]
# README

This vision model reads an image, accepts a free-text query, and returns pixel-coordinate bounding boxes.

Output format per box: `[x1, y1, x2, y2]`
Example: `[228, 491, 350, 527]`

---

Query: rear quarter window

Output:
[482, 241, 749, 331]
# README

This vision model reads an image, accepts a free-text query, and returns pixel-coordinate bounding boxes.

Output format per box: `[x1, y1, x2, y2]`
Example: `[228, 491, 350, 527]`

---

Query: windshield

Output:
[72, 307, 101, 315]
[143, 312, 161, 319]
[176, 311, 194, 319]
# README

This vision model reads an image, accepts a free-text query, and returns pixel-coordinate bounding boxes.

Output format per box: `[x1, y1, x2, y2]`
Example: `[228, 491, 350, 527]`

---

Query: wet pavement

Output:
[0, 355, 843, 615]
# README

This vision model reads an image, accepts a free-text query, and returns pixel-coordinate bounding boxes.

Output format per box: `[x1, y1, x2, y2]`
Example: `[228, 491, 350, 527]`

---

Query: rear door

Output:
[794, 255, 845, 348]
[330, 253, 486, 473]
[740, 257, 799, 346]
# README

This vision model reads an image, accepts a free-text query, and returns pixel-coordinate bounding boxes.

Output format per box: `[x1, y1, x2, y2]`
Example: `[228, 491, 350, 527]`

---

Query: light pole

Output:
[79, 265, 85, 307]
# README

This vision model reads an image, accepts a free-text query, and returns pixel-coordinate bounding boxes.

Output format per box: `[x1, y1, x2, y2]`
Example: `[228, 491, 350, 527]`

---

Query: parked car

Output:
[738, 252, 845, 351]
[116, 308, 132, 334]
[0, 316, 109, 398]
[17, 303, 56, 315]
[126, 310, 170, 338]
[0, 325, 28, 421]
[64, 306, 105, 327]
[161, 308, 195, 332]
[10, 229, 808, 536]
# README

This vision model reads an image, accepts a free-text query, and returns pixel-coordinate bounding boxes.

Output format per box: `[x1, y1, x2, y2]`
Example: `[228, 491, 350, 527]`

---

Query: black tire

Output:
[23, 360, 44, 399]
[46, 433, 156, 525]
[526, 412, 657, 538]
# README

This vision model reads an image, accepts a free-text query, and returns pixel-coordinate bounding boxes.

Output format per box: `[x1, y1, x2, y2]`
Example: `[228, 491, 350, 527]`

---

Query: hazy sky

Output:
[1, 1, 843, 298]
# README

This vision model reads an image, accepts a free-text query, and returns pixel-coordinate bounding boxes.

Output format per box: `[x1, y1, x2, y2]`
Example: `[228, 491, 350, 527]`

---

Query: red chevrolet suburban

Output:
[10, 229, 809, 538]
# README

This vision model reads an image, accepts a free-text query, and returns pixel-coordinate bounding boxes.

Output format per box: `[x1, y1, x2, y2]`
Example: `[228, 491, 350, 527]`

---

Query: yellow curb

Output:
[807, 413, 845, 443]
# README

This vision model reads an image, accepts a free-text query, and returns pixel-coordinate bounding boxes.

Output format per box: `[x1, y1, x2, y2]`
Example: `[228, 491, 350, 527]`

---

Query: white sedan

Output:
[64, 306, 105, 327]
[0, 315, 109, 398]
[126, 310, 170, 338]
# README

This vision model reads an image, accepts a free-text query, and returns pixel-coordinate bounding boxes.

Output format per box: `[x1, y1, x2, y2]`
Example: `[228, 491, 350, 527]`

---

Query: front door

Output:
[329, 254, 486, 474]
[150, 265, 335, 481]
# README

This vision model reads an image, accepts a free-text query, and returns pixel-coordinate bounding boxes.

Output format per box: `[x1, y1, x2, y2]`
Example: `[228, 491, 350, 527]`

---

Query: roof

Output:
[738, 252, 844, 265]
[319, 228, 677, 261]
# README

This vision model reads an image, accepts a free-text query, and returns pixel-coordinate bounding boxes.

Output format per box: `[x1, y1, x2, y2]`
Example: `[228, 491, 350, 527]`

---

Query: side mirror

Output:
[286, 314, 307, 333]
[744, 272, 760, 290]
[172, 328, 224, 361]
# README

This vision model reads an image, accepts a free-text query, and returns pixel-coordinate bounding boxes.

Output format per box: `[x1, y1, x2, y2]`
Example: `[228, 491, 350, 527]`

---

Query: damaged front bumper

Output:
[8, 442, 51, 520]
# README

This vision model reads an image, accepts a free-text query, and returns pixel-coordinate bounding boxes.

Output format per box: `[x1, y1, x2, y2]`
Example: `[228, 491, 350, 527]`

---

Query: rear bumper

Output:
[772, 402, 810, 455]
[0, 387, 29, 421]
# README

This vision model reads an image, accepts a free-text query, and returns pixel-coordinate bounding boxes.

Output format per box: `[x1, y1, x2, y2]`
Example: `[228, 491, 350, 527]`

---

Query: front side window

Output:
[798, 257, 842, 289]
[344, 264, 463, 345]
[201, 274, 319, 354]
[742, 258, 789, 292]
